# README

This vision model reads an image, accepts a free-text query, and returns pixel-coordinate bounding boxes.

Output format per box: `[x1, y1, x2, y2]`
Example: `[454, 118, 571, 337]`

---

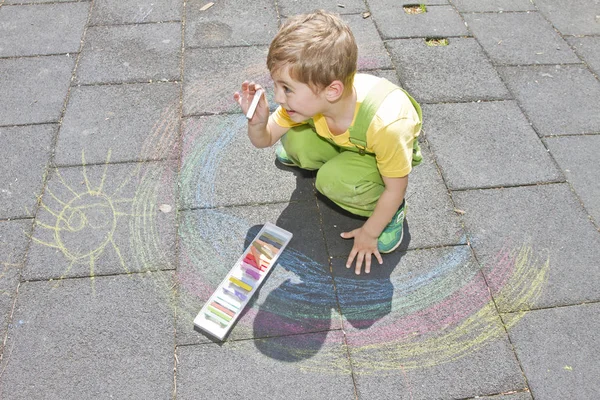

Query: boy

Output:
[233, 10, 422, 275]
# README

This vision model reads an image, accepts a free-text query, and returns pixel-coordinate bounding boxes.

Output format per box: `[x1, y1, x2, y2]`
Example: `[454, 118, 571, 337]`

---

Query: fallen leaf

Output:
[337, 3, 346, 8]
[454, 209, 466, 215]
[159, 204, 172, 213]
[362, 11, 371, 18]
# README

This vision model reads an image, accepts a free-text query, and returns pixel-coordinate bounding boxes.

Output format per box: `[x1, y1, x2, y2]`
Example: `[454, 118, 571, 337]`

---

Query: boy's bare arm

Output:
[342, 175, 408, 275]
[363, 175, 407, 238]
[233, 81, 288, 148]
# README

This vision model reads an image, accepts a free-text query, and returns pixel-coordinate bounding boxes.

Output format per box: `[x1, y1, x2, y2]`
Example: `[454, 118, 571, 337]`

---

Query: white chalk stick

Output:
[246, 89, 264, 119]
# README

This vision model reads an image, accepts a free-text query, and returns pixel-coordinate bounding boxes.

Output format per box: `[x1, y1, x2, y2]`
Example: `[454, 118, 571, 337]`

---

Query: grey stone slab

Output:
[475, 393, 533, 400]
[332, 247, 482, 328]
[369, 3, 469, 39]
[0, 3, 88, 57]
[0, 125, 54, 219]
[4, 0, 75, 3]
[387, 38, 510, 103]
[422, 101, 563, 190]
[56, 82, 181, 165]
[278, 0, 368, 16]
[452, 0, 536, 11]
[0, 220, 32, 353]
[24, 161, 178, 280]
[0, 219, 30, 268]
[319, 143, 465, 258]
[353, 335, 525, 399]
[499, 65, 600, 136]
[90, 0, 183, 25]
[535, 0, 600, 35]
[0, 55, 75, 126]
[546, 135, 600, 225]
[177, 202, 340, 345]
[567, 36, 600, 76]
[183, 46, 272, 116]
[176, 331, 354, 400]
[76, 23, 181, 85]
[365, 69, 401, 85]
[179, 114, 315, 209]
[339, 248, 525, 399]
[507, 303, 600, 399]
[344, 14, 393, 70]
[463, 12, 580, 65]
[453, 184, 600, 310]
[0, 273, 175, 400]
[185, 0, 278, 48]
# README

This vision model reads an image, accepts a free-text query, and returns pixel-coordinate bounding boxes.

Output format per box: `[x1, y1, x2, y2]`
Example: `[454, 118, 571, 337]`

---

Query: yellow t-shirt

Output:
[271, 74, 422, 177]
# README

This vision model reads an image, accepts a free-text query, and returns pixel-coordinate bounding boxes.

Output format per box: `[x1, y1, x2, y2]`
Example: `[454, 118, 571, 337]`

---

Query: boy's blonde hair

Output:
[267, 10, 358, 95]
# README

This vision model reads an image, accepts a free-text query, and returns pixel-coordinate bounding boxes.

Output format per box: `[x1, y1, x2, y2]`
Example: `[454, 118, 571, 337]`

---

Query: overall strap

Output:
[348, 78, 423, 156]
[348, 78, 397, 154]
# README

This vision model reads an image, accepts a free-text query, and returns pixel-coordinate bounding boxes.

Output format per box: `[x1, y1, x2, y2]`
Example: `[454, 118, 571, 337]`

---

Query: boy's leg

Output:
[279, 126, 340, 170]
[315, 151, 406, 253]
[314, 151, 384, 217]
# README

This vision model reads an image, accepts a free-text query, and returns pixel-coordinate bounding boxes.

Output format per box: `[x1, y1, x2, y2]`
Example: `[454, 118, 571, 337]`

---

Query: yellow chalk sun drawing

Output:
[32, 150, 137, 281]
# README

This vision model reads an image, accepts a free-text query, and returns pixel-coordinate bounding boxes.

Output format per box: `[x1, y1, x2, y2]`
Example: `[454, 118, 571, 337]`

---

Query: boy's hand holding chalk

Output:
[246, 88, 264, 119]
[233, 81, 266, 122]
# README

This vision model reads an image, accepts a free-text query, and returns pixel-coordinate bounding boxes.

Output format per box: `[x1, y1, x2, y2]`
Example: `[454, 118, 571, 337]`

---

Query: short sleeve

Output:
[371, 117, 422, 178]
[271, 106, 304, 129]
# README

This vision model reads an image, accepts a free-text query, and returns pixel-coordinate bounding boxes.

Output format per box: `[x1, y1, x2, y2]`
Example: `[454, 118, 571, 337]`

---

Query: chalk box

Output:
[194, 222, 293, 340]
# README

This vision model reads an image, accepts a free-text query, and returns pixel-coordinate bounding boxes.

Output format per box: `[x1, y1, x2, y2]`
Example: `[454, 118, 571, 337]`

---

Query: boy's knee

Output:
[315, 162, 339, 197]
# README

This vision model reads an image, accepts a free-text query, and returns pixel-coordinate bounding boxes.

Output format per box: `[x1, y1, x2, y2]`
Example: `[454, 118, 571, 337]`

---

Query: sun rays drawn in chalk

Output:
[31, 150, 139, 283]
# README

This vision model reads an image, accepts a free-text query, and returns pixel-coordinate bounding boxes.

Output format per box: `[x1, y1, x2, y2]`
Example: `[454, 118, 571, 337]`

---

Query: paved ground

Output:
[1, 0, 599, 399]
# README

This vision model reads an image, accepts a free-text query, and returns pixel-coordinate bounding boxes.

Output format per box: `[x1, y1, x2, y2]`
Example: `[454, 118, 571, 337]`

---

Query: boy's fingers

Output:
[354, 253, 365, 275]
[340, 230, 354, 239]
[346, 249, 357, 269]
[364, 256, 371, 274]
[375, 251, 383, 265]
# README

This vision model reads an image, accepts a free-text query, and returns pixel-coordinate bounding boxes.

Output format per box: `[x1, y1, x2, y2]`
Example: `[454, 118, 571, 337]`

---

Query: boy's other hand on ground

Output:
[233, 81, 269, 125]
[341, 227, 383, 275]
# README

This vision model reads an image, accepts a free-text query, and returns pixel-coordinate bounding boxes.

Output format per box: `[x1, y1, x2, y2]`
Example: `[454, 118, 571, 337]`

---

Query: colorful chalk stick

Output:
[223, 286, 247, 301]
[211, 301, 235, 317]
[229, 276, 252, 292]
[207, 305, 232, 322]
[259, 234, 281, 249]
[262, 231, 285, 245]
[252, 241, 274, 259]
[216, 293, 241, 311]
[243, 266, 261, 280]
[204, 311, 229, 326]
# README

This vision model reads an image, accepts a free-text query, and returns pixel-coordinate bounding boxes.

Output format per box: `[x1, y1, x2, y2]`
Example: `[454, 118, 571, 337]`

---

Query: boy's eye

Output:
[283, 86, 291, 93]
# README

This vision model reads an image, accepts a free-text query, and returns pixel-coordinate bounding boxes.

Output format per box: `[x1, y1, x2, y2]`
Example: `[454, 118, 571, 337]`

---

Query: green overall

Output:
[281, 79, 422, 217]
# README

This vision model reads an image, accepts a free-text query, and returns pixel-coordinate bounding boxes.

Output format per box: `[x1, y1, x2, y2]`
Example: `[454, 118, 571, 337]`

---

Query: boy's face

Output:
[271, 66, 327, 122]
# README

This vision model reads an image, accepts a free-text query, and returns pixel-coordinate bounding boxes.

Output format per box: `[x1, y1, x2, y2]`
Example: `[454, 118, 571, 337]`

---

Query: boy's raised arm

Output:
[233, 81, 288, 148]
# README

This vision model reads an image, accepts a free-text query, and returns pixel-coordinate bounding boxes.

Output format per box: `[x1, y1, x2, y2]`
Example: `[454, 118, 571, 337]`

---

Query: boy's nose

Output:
[273, 87, 285, 105]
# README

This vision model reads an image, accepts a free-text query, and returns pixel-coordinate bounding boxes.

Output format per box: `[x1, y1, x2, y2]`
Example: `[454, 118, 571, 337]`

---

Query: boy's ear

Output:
[325, 80, 345, 101]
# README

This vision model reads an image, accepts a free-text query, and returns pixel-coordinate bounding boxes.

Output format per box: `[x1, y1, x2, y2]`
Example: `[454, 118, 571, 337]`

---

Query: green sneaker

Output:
[275, 143, 296, 166]
[377, 200, 406, 253]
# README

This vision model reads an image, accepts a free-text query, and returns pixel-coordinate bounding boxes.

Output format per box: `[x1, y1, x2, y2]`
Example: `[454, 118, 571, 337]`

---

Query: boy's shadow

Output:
[317, 193, 410, 330]
[245, 161, 410, 361]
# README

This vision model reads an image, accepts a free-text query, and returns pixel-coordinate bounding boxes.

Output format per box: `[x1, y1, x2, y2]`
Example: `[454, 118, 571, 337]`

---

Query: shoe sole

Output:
[276, 158, 296, 167]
